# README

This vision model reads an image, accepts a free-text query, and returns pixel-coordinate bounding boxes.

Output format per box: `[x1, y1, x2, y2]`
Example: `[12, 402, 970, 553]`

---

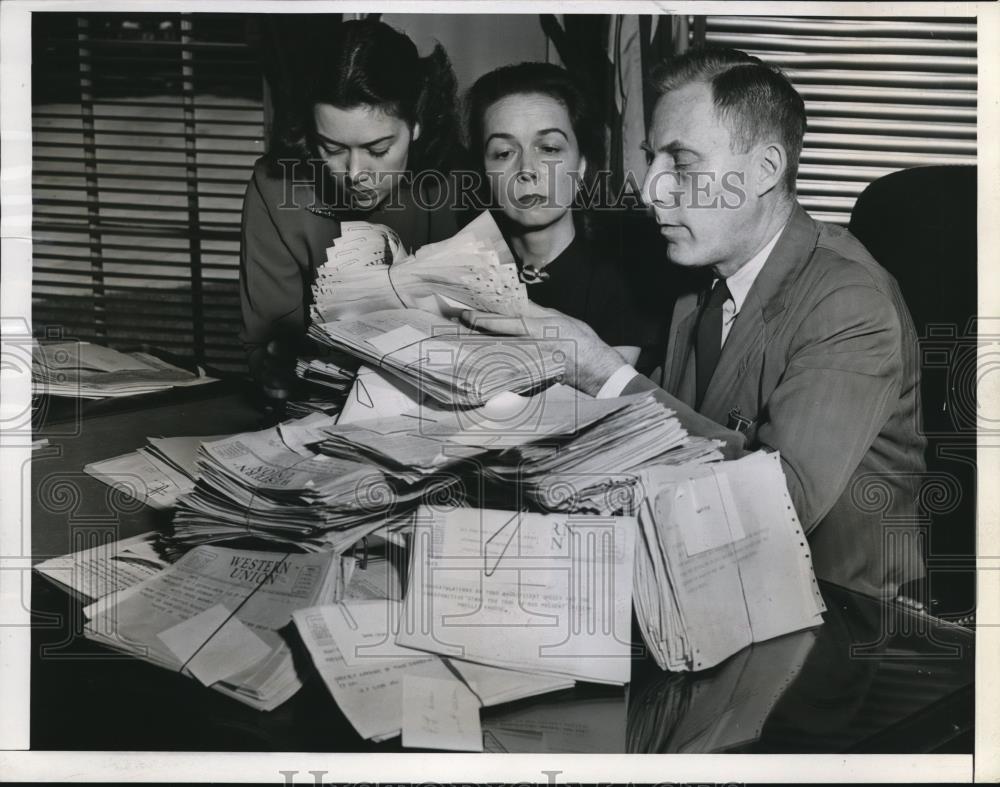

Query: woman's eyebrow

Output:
[485, 132, 517, 145]
[362, 135, 396, 148]
[485, 128, 569, 145]
[535, 128, 569, 140]
[314, 132, 395, 148]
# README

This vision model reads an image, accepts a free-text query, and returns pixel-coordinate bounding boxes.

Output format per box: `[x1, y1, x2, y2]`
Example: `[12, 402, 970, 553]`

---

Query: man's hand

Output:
[459, 302, 627, 396]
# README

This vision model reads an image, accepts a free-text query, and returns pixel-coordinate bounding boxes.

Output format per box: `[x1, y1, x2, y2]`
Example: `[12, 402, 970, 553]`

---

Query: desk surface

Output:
[29, 386, 975, 753]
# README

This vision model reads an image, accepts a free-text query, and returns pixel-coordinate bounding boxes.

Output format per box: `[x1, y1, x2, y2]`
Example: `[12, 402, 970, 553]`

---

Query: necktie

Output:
[695, 278, 732, 410]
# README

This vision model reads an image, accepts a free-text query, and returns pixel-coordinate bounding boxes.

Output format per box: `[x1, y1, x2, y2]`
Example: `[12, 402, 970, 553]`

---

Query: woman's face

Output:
[482, 92, 585, 231]
[313, 103, 419, 210]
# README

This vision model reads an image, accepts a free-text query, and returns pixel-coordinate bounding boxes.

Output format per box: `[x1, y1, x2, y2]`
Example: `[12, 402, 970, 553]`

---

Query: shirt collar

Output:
[720, 222, 786, 313]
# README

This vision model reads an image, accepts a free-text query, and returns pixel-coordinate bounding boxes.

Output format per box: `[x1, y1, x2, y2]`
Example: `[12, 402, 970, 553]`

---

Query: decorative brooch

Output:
[519, 265, 550, 284]
[305, 204, 342, 218]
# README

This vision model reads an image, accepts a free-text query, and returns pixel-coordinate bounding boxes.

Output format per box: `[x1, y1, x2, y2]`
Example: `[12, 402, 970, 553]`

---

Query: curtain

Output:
[540, 13, 687, 196]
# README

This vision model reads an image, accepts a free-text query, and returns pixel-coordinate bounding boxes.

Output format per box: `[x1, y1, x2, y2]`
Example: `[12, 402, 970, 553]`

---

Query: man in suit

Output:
[465, 47, 925, 599]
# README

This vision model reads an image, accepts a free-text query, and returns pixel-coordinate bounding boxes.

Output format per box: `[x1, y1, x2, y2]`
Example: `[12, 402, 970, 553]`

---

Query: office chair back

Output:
[848, 164, 977, 618]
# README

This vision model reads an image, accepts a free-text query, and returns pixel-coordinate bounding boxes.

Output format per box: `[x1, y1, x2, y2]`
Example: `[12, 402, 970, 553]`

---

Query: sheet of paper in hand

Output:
[311, 211, 527, 322]
[309, 308, 565, 406]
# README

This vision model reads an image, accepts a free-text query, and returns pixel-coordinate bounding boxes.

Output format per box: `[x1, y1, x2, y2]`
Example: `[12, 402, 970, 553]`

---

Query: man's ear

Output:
[412, 122, 422, 143]
[755, 142, 787, 196]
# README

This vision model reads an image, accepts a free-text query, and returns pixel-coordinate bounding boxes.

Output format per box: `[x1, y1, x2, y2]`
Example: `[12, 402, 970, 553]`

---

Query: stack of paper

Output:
[163, 385, 720, 558]
[167, 414, 437, 557]
[84, 434, 212, 510]
[314, 385, 722, 515]
[317, 416, 484, 484]
[309, 307, 565, 406]
[476, 388, 723, 514]
[33, 341, 214, 398]
[84, 545, 342, 711]
[311, 211, 527, 323]
[292, 598, 573, 746]
[288, 351, 360, 419]
[311, 220, 407, 320]
[633, 451, 826, 672]
[34, 531, 169, 604]
[396, 506, 638, 686]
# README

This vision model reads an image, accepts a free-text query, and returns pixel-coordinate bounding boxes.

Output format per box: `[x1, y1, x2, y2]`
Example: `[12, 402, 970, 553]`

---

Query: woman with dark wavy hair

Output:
[466, 62, 666, 369]
[240, 19, 464, 398]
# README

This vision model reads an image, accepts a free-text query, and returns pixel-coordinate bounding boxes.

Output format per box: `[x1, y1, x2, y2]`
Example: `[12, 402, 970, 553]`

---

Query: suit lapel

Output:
[695, 203, 822, 420]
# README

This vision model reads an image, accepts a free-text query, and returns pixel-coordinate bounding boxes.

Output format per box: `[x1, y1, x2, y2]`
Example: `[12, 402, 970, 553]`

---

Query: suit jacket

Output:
[624, 203, 926, 598]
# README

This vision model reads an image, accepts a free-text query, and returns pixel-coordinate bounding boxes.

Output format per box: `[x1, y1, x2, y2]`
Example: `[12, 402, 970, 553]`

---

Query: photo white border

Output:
[1, 1, 996, 782]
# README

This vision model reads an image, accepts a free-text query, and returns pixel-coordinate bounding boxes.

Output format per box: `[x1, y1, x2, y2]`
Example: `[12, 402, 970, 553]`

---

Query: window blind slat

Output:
[804, 101, 976, 121]
[737, 51, 974, 73]
[35, 126, 263, 141]
[705, 17, 975, 38]
[784, 69, 975, 88]
[705, 33, 975, 56]
[35, 197, 243, 213]
[802, 133, 975, 154]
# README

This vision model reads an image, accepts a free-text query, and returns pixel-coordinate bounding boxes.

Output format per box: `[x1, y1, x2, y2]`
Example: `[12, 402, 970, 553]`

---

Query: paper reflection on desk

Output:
[483, 690, 627, 753]
[627, 628, 817, 753]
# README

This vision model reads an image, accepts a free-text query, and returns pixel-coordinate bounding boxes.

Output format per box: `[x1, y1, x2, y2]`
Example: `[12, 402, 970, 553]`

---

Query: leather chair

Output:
[848, 165, 977, 623]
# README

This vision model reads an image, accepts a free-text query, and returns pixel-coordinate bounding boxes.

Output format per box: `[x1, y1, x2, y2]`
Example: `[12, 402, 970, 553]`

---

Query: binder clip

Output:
[727, 407, 754, 435]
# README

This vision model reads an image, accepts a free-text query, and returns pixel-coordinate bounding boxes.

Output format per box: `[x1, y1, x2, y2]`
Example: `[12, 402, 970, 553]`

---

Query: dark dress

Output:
[239, 156, 461, 378]
[510, 210, 671, 376]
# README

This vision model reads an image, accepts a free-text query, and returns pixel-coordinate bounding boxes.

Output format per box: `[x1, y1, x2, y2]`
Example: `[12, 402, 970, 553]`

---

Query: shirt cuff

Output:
[596, 364, 639, 399]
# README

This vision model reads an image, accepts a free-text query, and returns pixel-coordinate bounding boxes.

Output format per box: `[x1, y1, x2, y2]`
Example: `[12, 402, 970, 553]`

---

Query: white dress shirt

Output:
[596, 224, 786, 399]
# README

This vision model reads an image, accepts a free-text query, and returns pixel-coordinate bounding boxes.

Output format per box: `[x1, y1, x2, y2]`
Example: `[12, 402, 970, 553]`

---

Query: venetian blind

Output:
[700, 16, 977, 224]
[32, 13, 265, 373]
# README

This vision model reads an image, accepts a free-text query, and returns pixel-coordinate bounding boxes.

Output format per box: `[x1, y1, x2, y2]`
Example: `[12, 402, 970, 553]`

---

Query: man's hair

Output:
[650, 46, 806, 194]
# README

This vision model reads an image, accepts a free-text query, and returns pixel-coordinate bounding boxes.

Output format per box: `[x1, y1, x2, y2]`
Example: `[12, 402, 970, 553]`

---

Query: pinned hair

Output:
[271, 19, 460, 175]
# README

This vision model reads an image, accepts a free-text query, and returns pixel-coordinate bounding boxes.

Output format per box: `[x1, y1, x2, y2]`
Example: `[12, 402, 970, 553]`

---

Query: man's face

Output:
[640, 80, 763, 273]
